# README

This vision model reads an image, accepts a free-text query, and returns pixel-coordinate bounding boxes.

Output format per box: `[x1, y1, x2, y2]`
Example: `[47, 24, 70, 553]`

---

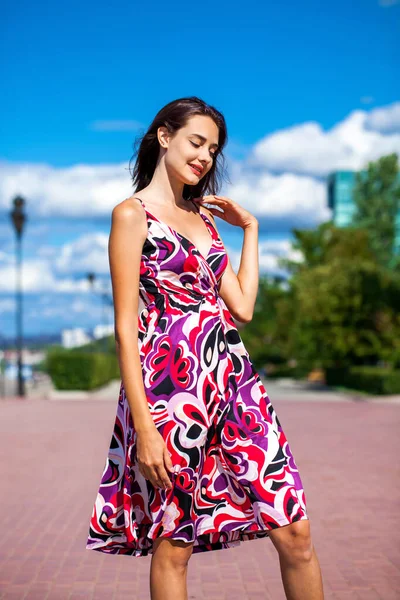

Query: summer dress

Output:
[86, 196, 309, 556]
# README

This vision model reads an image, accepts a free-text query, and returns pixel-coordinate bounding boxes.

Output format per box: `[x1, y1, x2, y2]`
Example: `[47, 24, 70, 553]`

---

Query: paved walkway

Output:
[0, 383, 399, 599]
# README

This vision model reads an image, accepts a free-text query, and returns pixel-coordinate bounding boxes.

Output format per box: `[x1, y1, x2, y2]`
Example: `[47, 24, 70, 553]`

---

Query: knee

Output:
[152, 538, 194, 572]
[271, 521, 314, 566]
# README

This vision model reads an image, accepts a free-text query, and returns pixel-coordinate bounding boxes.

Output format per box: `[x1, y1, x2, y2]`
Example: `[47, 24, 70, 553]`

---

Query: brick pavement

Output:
[0, 389, 399, 599]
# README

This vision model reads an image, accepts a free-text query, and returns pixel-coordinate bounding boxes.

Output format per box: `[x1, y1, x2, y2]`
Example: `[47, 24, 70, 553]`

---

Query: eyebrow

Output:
[190, 133, 219, 149]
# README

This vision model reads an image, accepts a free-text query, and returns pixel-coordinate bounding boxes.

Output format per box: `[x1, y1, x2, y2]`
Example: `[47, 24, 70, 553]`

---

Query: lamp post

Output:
[10, 195, 27, 397]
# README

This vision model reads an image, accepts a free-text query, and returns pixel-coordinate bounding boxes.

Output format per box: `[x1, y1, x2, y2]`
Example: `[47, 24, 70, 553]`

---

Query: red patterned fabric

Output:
[86, 197, 308, 556]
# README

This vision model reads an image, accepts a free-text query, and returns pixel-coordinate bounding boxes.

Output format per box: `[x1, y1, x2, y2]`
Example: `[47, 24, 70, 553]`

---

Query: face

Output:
[158, 114, 219, 185]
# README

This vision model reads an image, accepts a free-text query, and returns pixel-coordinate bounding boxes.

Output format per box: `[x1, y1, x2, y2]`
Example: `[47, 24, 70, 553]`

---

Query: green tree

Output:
[352, 153, 400, 269]
[278, 221, 400, 369]
[240, 276, 290, 367]
[280, 221, 376, 276]
[291, 258, 400, 368]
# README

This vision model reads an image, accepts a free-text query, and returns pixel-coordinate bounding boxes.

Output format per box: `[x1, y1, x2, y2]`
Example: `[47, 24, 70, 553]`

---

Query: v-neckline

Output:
[135, 197, 215, 262]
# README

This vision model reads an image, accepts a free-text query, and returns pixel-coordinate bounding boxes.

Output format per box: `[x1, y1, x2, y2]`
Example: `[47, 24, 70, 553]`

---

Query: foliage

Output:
[75, 334, 116, 354]
[280, 221, 376, 276]
[240, 276, 291, 367]
[264, 364, 310, 379]
[352, 152, 400, 269]
[290, 257, 400, 368]
[325, 366, 400, 395]
[46, 349, 120, 390]
[243, 154, 400, 388]
[276, 190, 400, 370]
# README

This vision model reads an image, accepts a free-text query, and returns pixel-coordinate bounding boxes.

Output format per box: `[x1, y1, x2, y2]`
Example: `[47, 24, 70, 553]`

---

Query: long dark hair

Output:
[129, 96, 230, 201]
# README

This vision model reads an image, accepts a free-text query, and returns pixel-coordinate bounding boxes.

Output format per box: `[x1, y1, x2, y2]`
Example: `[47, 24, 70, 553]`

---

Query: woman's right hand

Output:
[136, 426, 175, 490]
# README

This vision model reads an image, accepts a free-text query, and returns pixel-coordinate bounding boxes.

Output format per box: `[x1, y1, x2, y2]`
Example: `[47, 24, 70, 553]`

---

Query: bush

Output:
[266, 364, 310, 380]
[325, 366, 400, 395]
[46, 350, 120, 390]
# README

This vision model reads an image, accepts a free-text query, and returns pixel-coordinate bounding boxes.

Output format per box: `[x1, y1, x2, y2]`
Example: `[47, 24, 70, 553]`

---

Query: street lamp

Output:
[10, 195, 27, 397]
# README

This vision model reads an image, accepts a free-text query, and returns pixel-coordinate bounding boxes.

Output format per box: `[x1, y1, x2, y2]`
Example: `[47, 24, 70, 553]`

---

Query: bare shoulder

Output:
[112, 196, 144, 219]
[112, 196, 146, 223]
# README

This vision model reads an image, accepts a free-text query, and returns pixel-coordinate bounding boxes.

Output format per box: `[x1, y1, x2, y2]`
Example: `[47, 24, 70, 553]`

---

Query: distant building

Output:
[62, 328, 92, 349]
[61, 324, 114, 348]
[93, 323, 114, 340]
[327, 170, 400, 255]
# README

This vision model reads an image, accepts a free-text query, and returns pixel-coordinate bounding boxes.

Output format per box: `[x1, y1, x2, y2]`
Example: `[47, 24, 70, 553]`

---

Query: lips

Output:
[189, 164, 203, 175]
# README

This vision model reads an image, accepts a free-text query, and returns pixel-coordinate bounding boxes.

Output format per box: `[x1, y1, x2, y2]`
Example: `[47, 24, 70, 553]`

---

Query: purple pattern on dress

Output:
[86, 197, 308, 556]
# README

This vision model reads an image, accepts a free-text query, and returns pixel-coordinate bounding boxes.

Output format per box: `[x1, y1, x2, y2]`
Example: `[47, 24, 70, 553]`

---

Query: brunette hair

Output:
[129, 96, 230, 201]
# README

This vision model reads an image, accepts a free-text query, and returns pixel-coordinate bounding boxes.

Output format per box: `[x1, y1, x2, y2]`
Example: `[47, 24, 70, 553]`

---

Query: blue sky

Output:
[0, 0, 399, 338]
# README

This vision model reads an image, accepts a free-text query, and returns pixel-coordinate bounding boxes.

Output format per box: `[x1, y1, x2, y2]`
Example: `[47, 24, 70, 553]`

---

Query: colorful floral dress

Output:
[86, 196, 309, 556]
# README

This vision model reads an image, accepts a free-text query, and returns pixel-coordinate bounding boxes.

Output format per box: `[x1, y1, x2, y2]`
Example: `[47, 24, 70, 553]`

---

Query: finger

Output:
[156, 464, 173, 489]
[163, 448, 175, 474]
[194, 195, 223, 203]
[207, 207, 225, 217]
[201, 202, 226, 212]
[141, 465, 162, 488]
[201, 196, 225, 203]
[201, 201, 225, 212]
[148, 466, 164, 488]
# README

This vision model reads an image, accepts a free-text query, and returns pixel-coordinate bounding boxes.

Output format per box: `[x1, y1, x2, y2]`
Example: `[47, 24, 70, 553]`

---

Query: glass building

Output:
[327, 170, 400, 256]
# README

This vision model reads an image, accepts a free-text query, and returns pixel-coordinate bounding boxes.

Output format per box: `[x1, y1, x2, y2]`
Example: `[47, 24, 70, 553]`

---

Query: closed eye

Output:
[190, 141, 216, 158]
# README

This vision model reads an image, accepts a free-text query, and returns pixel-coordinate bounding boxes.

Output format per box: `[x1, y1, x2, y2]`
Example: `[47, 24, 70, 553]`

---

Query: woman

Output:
[86, 96, 324, 600]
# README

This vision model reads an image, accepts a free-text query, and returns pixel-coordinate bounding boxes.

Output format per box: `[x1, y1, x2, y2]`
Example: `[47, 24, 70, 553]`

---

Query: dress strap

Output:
[191, 199, 218, 237]
[132, 196, 149, 217]
[190, 198, 209, 221]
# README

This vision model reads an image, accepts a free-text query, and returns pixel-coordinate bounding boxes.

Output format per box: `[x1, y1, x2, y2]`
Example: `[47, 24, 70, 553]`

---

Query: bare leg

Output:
[150, 537, 194, 600]
[268, 520, 325, 600]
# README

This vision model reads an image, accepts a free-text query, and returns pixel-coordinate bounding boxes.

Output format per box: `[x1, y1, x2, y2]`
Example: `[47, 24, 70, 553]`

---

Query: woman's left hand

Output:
[194, 195, 258, 229]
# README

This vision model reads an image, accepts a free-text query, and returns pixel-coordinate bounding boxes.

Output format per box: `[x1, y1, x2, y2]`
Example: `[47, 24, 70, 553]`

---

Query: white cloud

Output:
[0, 159, 330, 229]
[1, 230, 303, 294]
[365, 102, 400, 134]
[54, 232, 109, 275]
[40, 298, 104, 318]
[1, 101, 399, 226]
[378, 0, 399, 6]
[224, 170, 330, 225]
[0, 250, 13, 265]
[0, 255, 103, 297]
[248, 102, 400, 177]
[0, 257, 57, 293]
[0, 255, 106, 294]
[0, 160, 133, 217]
[227, 238, 302, 278]
[0, 229, 113, 294]
[70, 299, 95, 313]
[1, 99, 400, 305]
[36, 245, 59, 259]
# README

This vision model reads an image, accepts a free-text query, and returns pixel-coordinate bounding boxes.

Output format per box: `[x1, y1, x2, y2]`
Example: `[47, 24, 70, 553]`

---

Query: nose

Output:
[198, 147, 212, 166]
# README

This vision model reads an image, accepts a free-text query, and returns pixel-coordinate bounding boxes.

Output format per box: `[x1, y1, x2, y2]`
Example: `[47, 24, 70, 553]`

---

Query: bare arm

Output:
[109, 198, 156, 434]
[108, 199, 160, 431]
[202, 204, 259, 323]
[109, 197, 174, 490]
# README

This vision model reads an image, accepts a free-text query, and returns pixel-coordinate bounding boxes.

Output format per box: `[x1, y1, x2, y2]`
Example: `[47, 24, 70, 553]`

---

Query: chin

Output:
[181, 174, 200, 185]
